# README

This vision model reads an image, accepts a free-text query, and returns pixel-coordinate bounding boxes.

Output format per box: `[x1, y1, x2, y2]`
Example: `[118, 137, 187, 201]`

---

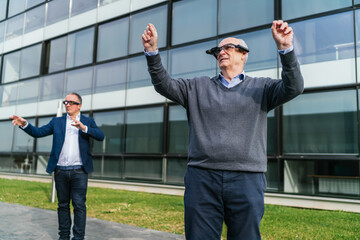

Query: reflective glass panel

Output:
[46, 0, 70, 26]
[103, 157, 122, 178]
[49, 36, 67, 73]
[168, 105, 188, 153]
[0, 121, 14, 152]
[97, 17, 129, 61]
[128, 51, 167, 89]
[235, 29, 277, 73]
[8, 0, 26, 17]
[0, 21, 4, 44]
[94, 60, 127, 93]
[24, 4, 45, 33]
[292, 12, 355, 88]
[40, 73, 64, 101]
[129, 5, 167, 54]
[5, 14, 24, 40]
[124, 157, 162, 181]
[93, 111, 124, 153]
[0, 0, 6, 20]
[166, 158, 187, 184]
[125, 107, 163, 153]
[267, 110, 275, 154]
[17, 78, 39, 104]
[284, 160, 359, 197]
[170, 41, 216, 79]
[65, 67, 93, 95]
[283, 90, 358, 154]
[71, 0, 98, 17]
[13, 118, 35, 152]
[172, 0, 217, 45]
[266, 159, 278, 191]
[66, 28, 94, 68]
[100, 0, 121, 5]
[36, 116, 53, 152]
[0, 82, 17, 107]
[219, 0, 273, 35]
[2, 51, 20, 83]
[283, 0, 351, 20]
[27, 0, 45, 9]
[20, 44, 42, 79]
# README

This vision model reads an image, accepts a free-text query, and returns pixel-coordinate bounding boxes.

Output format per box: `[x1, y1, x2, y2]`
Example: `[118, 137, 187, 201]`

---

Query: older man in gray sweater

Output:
[142, 20, 303, 240]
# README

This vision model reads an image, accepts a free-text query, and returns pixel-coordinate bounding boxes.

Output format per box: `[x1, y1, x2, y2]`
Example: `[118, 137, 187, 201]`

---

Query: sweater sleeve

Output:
[146, 54, 189, 107]
[264, 50, 304, 111]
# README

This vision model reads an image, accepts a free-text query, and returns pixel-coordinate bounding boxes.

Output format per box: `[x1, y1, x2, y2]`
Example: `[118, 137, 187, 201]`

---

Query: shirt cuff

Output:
[82, 126, 88, 133]
[144, 49, 159, 56]
[278, 45, 294, 55]
[20, 121, 28, 129]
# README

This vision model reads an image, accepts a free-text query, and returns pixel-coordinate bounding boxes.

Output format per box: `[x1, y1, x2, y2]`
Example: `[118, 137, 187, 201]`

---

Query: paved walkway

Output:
[0, 202, 185, 240]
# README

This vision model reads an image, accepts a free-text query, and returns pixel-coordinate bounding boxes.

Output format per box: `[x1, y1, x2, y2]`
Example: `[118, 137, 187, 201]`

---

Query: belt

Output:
[56, 165, 83, 170]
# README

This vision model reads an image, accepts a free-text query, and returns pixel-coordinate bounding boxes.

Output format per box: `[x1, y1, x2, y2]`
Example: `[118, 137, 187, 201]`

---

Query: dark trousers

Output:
[184, 166, 266, 240]
[55, 168, 88, 240]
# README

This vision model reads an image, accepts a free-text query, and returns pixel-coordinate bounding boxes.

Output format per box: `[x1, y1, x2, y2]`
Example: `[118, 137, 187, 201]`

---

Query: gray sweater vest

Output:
[146, 50, 303, 172]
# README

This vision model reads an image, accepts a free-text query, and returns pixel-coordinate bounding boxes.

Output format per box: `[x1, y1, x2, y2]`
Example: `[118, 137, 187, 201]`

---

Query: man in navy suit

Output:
[10, 92, 104, 240]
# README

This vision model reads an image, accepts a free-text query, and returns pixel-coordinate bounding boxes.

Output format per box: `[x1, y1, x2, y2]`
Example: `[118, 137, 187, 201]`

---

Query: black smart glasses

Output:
[206, 43, 249, 59]
[63, 100, 80, 106]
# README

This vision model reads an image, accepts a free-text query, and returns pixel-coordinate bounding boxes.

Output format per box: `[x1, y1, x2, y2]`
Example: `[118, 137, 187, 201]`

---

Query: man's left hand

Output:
[71, 119, 86, 132]
[272, 20, 293, 50]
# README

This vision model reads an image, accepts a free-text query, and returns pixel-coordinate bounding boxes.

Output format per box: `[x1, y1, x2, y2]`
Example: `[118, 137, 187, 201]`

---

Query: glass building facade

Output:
[0, 0, 359, 199]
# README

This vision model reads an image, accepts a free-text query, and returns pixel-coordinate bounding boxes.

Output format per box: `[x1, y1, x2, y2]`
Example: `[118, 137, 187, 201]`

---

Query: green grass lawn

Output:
[0, 178, 359, 240]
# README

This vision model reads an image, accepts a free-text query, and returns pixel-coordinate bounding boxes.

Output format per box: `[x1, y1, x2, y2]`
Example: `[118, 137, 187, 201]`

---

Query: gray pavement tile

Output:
[0, 202, 185, 240]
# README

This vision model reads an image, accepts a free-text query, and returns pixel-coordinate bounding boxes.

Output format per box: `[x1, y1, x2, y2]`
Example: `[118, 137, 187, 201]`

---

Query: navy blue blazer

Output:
[22, 114, 104, 174]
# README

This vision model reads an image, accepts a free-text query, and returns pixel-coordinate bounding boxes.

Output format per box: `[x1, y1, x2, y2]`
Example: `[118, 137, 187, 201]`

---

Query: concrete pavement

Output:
[0, 202, 185, 240]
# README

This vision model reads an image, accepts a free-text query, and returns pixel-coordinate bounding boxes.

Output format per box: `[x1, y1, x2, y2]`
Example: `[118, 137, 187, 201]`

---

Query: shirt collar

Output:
[67, 112, 81, 121]
[218, 71, 245, 88]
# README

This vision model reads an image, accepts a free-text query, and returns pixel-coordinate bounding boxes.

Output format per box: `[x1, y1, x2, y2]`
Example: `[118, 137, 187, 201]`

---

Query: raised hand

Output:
[271, 20, 293, 50]
[9, 115, 27, 127]
[70, 118, 86, 132]
[142, 23, 158, 52]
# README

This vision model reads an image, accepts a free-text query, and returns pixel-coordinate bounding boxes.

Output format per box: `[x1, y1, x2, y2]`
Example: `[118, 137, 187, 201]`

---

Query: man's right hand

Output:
[9, 115, 27, 127]
[142, 23, 158, 52]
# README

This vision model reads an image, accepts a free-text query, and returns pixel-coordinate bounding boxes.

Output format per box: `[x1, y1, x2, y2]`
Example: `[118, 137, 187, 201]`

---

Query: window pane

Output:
[66, 28, 94, 68]
[46, 0, 70, 26]
[0, 122, 14, 152]
[8, 0, 26, 17]
[97, 17, 129, 61]
[36, 116, 52, 152]
[40, 73, 64, 101]
[124, 158, 162, 181]
[292, 12, 355, 88]
[266, 159, 278, 191]
[125, 107, 163, 153]
[219, 0, 273, 35]
[2, 51, 20, 83]
[5, 14, 24, 40]
[129, 5, 167, 54]
[20, 44, 42, 79]
[166, 158, 187, 184]
[27, 0, 45, 9]
[65, 67, 93, 95]
[49, 36, 67, 73]
[93, 111, 124, 153]
[71, 0, 98, 17]
[267, 110, 275, 154]
[172, 0, 217, 45]
[168, 105, 188, 153]
[24, 4, 45, 33]
[17, 78, 39, 104]
[283, 90, 358, 154]
[103, 157, 122, 178]
[128, 51, 167, 89]
[284, 160, 359, 197]
[0, 21, 5, 44]
[0, 0, 6, 20]
[0, 82, 18, 107]
[283, 0, 351, 20]
[100, 0, 121, 5]
[235, 29, 277, 73]
[169, 41, 216, 79]
[13, 118, 35, 152]
[94, 60, 127, 93]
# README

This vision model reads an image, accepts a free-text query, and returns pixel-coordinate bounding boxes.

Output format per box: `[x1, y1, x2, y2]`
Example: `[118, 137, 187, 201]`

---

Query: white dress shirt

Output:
[57, 113, 83, 166]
